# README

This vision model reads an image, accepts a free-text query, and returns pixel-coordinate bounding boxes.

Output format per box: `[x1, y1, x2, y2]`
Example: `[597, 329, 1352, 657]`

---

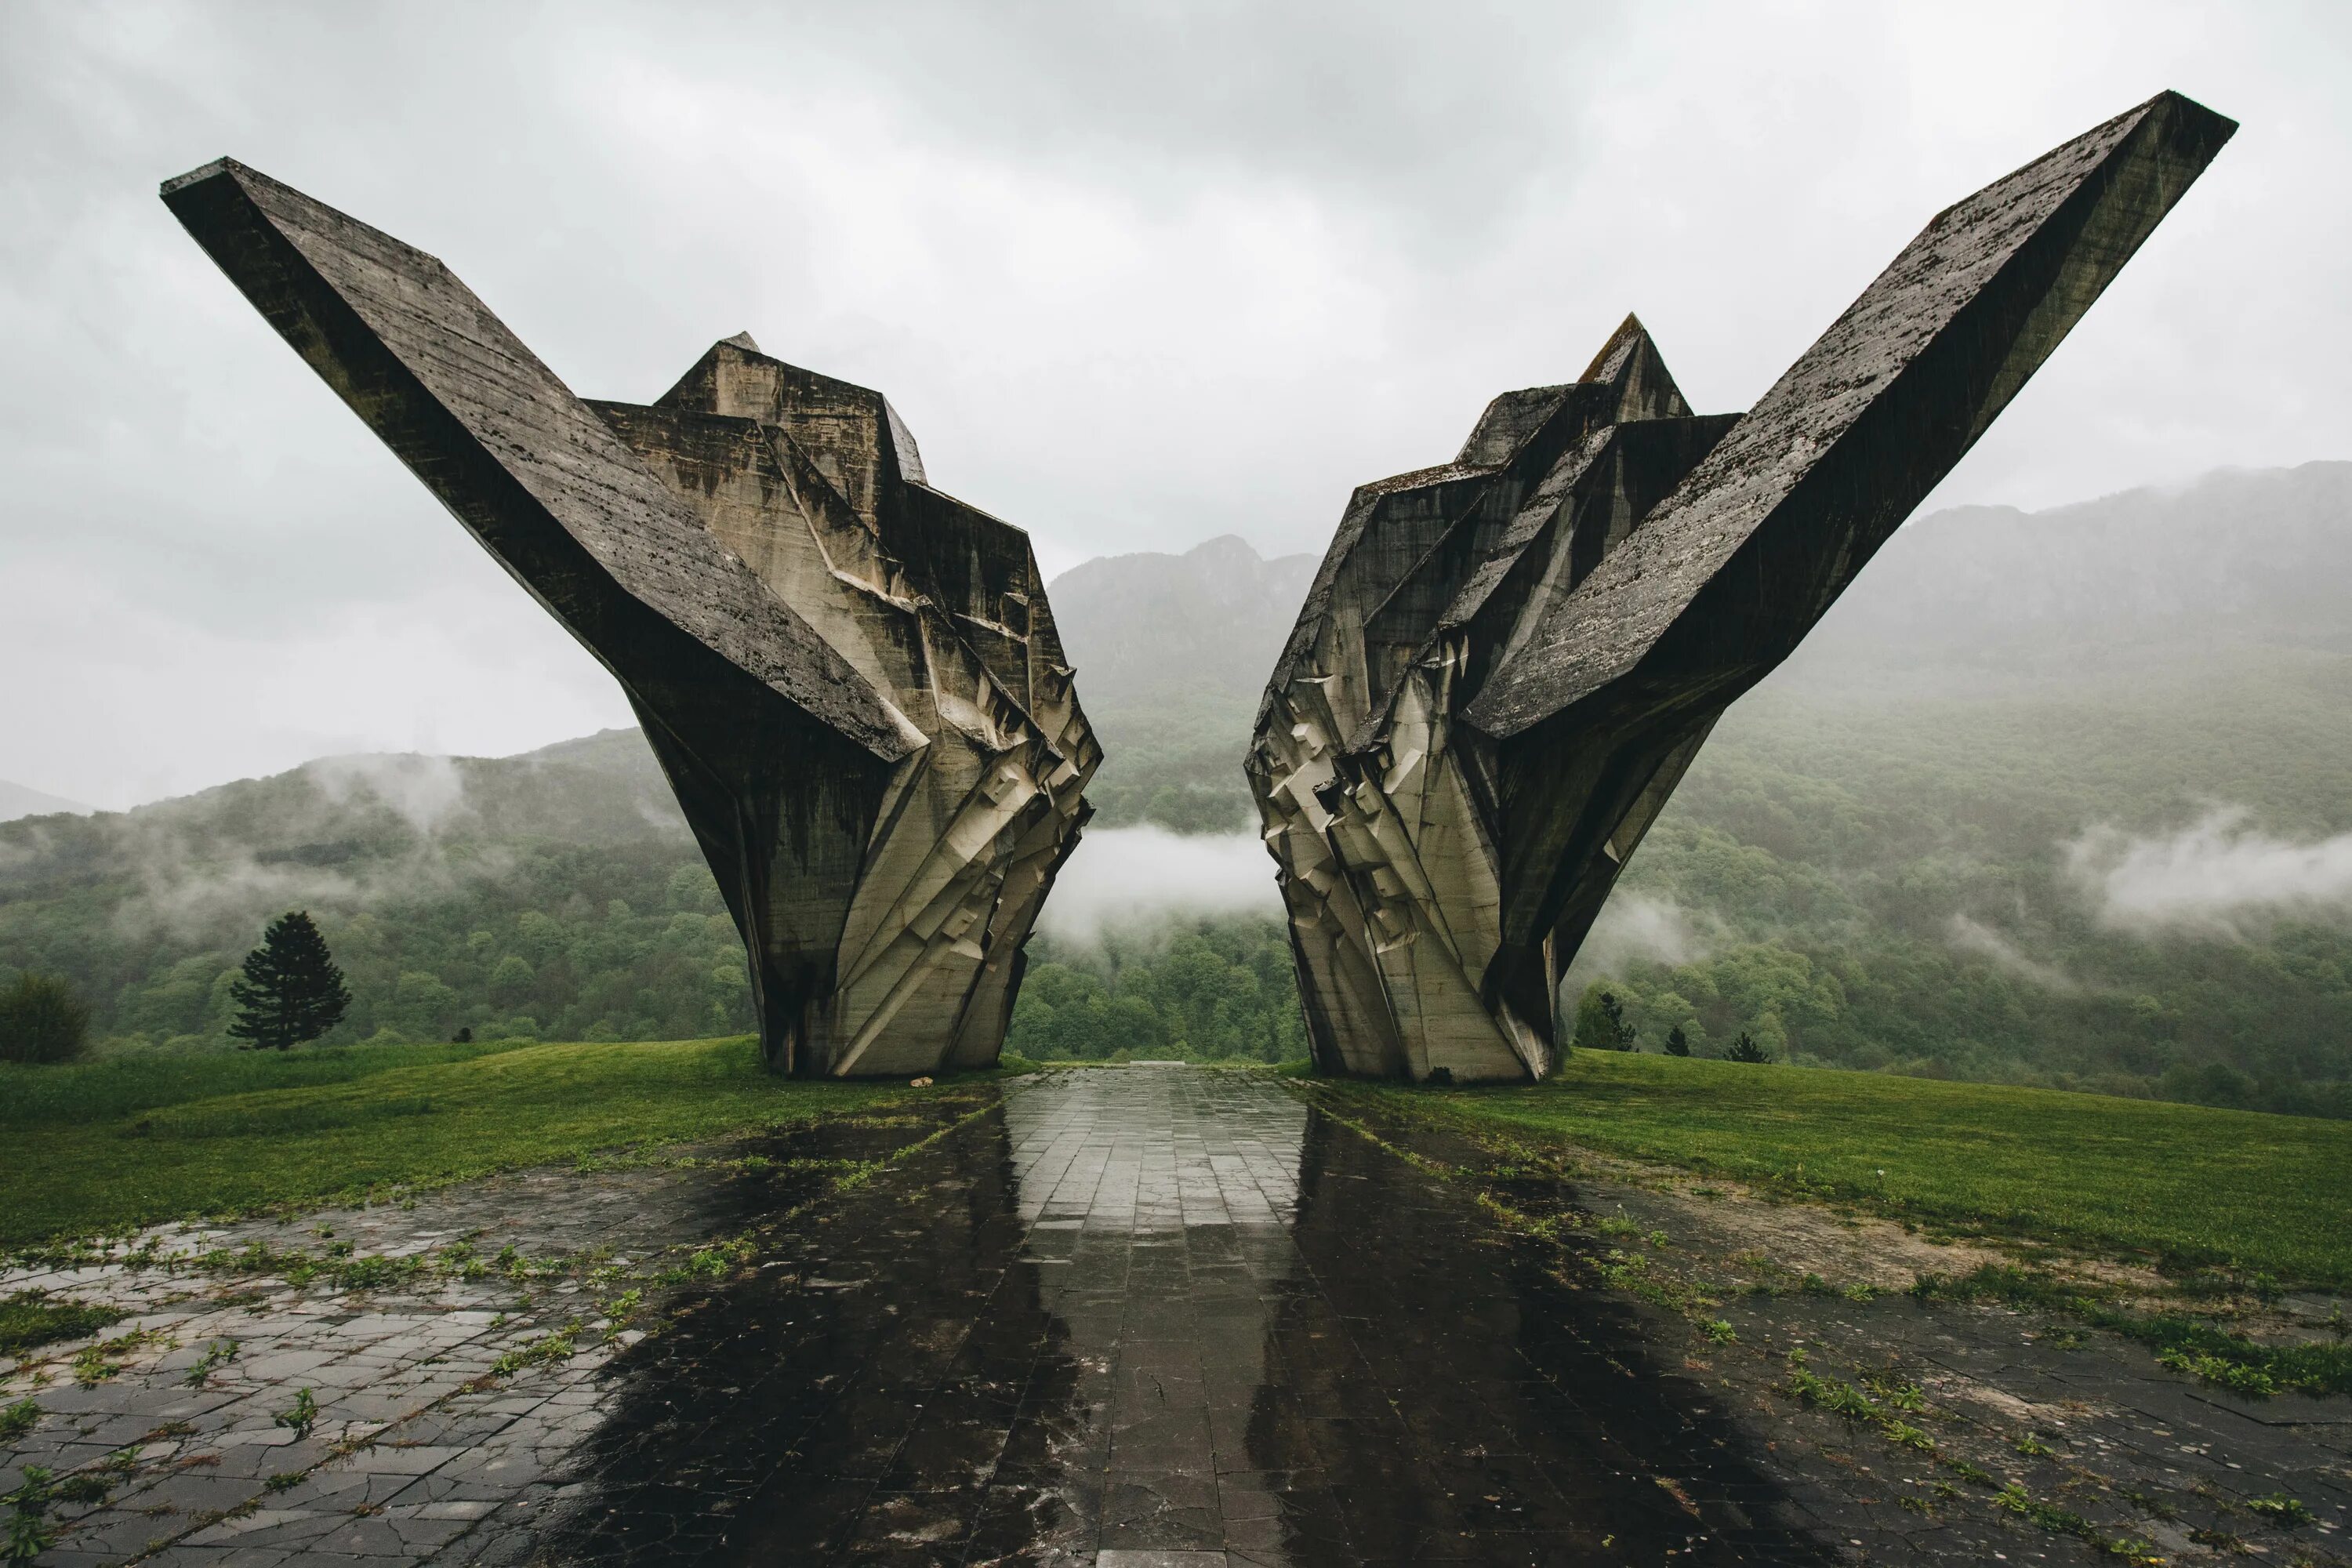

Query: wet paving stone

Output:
[7, 1068, 2346, 1564]
[0, 1102, 975, 1567]
[517, 1069, 1817, 1566]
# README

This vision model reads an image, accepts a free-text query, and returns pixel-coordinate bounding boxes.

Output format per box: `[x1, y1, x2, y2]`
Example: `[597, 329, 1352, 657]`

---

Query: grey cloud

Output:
[2, 1, 2344, 808]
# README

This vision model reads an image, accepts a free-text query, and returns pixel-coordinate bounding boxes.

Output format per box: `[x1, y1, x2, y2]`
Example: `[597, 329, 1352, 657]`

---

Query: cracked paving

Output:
[4, 1067, 2346, 1565]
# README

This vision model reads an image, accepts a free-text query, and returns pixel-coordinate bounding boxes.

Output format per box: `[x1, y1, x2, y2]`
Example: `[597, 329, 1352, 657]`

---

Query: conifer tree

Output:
[1597, 991, 1639, 1051]
[1569, 985, 1640, 1052]
[1725, 1031, 1771, 1064]
[1664, 1024, 1690, 1058]
[228, 911, 351, 1051]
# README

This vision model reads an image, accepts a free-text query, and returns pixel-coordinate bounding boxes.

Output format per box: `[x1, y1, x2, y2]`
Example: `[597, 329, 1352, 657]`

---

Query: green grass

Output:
[0, 1037, 953, 1249]
[1343, 1051, 2352, 1288]
[0, 1040, 535, 1130]
[0, 1294, 124, 1356]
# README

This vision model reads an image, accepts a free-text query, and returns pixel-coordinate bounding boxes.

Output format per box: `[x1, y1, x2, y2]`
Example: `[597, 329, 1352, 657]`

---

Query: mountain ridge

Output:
[0, 780, 92, 824]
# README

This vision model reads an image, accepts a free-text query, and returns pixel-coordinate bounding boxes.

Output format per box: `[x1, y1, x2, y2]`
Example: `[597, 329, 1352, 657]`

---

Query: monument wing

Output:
[1250, 90, 2234, 1083]
[165, 161, 1097, 1077]
[160, 159, 905, 757]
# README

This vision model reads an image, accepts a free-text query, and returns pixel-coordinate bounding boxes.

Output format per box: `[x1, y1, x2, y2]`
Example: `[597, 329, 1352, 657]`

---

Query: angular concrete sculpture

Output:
[1250, 90, 2234, 1083]
[164, 161, 1098, 1076]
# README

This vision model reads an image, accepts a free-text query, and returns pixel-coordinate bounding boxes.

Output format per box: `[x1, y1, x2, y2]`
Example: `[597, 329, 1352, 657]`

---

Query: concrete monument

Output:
[165, 161, 1098, 1077]
[1250, 90, 2234, 1082]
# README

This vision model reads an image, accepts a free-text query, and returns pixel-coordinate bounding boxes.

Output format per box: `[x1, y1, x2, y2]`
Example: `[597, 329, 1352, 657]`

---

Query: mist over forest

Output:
[3, 463, 2348, 1112]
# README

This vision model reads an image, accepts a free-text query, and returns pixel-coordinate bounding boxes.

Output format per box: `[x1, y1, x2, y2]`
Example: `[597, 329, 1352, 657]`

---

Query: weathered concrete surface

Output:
[5, 1068, 2342, 1565]
[161, 163, 1098, 1076]
[1249, 90, 2236, 1082]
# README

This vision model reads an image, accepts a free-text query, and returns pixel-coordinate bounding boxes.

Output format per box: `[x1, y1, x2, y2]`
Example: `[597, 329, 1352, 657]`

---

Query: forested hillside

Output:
[1047, 535, 1316, 832]
[0, 731, 749, 1048]
[1579, 650, 2352, 1112]
[2, 464, 2348, 1109]
[1031, 463, 2352, 1103]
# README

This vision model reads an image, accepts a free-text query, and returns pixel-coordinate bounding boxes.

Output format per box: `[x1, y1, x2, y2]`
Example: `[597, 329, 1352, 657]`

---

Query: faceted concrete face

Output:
[162, 162, 1099, 1076]
[1250, 90, 2236, 1082]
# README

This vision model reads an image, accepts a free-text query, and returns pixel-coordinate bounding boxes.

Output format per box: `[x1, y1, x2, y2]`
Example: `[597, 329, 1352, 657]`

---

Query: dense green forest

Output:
[1006, 917, 1307, 1064]
[0, 735, 754, 1049]
[1561, 648, 2352, 1116]
[0, 731, 1294, 1058]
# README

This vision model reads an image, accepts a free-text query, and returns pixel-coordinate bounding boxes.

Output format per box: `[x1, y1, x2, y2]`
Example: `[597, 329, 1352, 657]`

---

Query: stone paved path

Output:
[0, 1105, 961, 1566]
[515, 1068, 1809, 1565]
[5, 1067, 2347, 1566]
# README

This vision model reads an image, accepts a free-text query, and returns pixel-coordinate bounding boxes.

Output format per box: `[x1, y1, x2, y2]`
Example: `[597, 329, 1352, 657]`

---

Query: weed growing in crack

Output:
[183, 1338, 238, 1388]
[1938, 1457, 1994, 1495]
[1783, 1350, 1875, 1421]
[2245, 1494, 2314, 1526]
[0, 1399, 38, 1444]
[71, 1328, 169, 1388]
[599, 1289, 644, 1339]
[273, 1387, 318, 1440]
[1883, 1421, 1935, 1454]
[2154, 1346, 2277, 1396]
[1991, 1482, 2158, 1561]
[490, 1321, 582, 1377]
[1861, 1372, 1925, 1413]
[652, 1230, 759, 1287]
[2, 1466, 56, 1564]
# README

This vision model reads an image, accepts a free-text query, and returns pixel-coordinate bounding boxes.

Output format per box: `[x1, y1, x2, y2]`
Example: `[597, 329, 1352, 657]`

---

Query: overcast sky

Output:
[3, 1, 2345, 808]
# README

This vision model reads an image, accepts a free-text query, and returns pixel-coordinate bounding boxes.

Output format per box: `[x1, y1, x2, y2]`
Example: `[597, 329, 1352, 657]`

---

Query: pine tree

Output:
[228, 911, 351, 1051]
[1664, 1024, 1690, 1058]
[1568, 985, 1641, 1052]
[1597, 991, 1639, 1051]
[1725, 1030, 1771, 1064]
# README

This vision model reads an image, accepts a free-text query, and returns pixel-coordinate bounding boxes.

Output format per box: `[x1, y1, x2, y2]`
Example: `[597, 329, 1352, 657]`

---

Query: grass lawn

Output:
[0, 1037, 975, 1250]
[1334, 1051, 2352, 1289]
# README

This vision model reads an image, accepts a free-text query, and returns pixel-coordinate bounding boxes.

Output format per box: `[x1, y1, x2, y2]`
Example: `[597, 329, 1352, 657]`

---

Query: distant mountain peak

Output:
[1800, 461, 2352, 672]
[1047, 535, 1320, 714]
[1185, 534, 1265, 568]
[0, 779, 93, 823]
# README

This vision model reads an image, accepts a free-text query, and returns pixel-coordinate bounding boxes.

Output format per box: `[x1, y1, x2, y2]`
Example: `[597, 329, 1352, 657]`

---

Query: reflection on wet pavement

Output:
[531, 1067, 1817, 1565]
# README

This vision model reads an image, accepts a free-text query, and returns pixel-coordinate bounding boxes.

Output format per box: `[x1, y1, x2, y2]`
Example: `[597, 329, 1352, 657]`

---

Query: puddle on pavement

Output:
[528, 1069, 1821, 1566]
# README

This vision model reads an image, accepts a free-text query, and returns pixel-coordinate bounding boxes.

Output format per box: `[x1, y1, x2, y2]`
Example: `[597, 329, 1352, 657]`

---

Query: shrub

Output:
[0, 975, 91, 1065]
